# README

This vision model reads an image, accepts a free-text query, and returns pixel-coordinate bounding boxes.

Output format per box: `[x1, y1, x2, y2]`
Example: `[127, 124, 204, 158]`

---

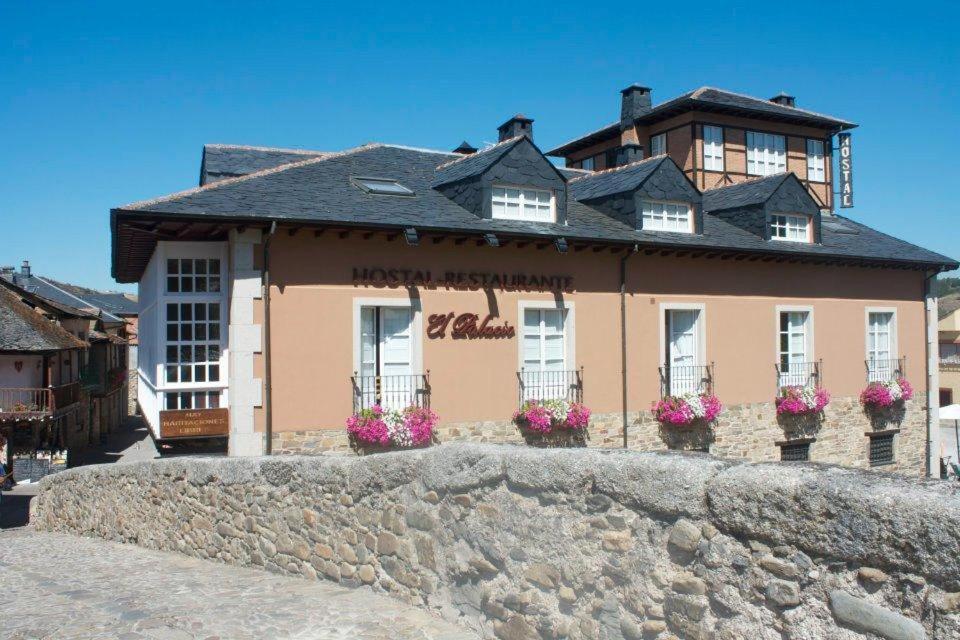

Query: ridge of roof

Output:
[688, 86, 855, 125]
[122, 143, 384, 211]
[702, 171, 791, 193]
[434, 136, 525, 171]
[204, 143, 328, 156]
[29, 274, 124, 322]
[567, 155, 666, 183]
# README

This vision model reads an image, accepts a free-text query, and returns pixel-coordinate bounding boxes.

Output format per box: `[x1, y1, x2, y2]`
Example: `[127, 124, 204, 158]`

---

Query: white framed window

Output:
[519, 301, 575, 401]
[806, 139, 825, 182]
[661, 305, 706, 396]
[778, 309, 813, 387]
[770, 214, 810, 243]
[580, 157, 595, 170]
[650, 133, 666, 157]
[866, 310, 897, 381]
[491, 185, 554, 222]
[166, 258, 221, 294]
[352, 298, 423, 411]
[703, 125, 724, 171]
[164, 301, 222, 386]
[642, 201, 692, 233]
[746, 131, 786, 176]
[164, 390, 222, 410]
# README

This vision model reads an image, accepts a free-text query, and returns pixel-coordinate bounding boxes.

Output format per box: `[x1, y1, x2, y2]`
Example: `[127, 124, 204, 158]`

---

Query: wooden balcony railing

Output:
[517, 368, 583, 406]
[659, 363, 714, 398]
[0, 381, 82, 420]
[351, 373, 430, 413]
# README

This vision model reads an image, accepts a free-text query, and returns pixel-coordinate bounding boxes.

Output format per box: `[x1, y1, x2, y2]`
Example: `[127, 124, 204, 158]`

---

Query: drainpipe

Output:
[620, 244, 640, 448]
[263, 221, 278, 455]
[923, 268, 940, 477]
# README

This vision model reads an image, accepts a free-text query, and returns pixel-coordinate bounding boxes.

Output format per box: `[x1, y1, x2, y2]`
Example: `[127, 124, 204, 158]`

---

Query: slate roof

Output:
[940, 295, 960, 321]
[112, 143, 957, 278]
[432, 137, 524, 186]
[1, 272, 126, 323]
[0, 286, 86, 353]
[200, 144, 327, 185]
[702, 173, 793, 211]
[47, 280, 138, 316]
[568, 156, 670, 201]
[547, 86, 857, 156]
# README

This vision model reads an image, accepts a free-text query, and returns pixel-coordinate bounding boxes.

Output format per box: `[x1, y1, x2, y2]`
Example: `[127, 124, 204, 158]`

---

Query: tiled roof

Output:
[1, 273, 125, 323]
[112, 143, 956, 274]
[702, 173, 793, 211]
[432, 137, 525, 186]
[0, 286, 86, 353]
[568, 156, 669, 200]
[547, 86, 857, 156]
[200, 144, 328, 185]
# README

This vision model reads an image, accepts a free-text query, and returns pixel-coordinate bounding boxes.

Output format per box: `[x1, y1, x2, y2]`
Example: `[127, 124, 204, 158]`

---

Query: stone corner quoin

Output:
[33, 444, 960, 639]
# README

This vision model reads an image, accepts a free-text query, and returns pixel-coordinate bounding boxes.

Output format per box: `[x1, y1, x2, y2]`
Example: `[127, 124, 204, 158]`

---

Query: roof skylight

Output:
[352, 177, 414, 196]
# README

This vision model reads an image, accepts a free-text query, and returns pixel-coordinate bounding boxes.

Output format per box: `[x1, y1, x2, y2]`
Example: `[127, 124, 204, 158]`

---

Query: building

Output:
[939, 299, 960, 407]
[0, 262, 133, 446]
[0, 284, 88, 478]
[111, 86, 956, 476]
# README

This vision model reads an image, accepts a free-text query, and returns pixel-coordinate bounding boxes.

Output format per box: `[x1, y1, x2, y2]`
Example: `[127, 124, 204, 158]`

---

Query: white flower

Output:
[887, 380, 903, 401]
[384, 410, 412, 447]
[682, 393, 706, 418]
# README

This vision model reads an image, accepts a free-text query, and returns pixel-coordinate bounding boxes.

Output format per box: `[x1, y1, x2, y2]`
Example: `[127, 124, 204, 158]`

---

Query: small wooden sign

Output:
[159, 408, 229, 439]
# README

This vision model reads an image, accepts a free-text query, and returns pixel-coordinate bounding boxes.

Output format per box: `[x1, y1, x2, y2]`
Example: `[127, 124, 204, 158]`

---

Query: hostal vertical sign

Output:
[838, 133, 854, 208]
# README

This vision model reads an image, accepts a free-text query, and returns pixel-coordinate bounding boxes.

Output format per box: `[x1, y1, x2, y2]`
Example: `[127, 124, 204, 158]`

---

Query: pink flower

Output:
[565, 403, 591, 429]
[402, 406, 438, 446]
[861, 378, 913, 408]
[513, 400, 592, 433]
[653, 394, 722, 426]
[776, 386, 830, 415]
[345, 405, 390, 445]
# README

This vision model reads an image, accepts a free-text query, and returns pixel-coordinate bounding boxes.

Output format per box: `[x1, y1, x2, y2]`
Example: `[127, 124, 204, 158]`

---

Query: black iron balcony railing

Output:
[775, 360, 821, 390]
[517, 367, 583, 406]
[351, 372, 430, 413]
[865, 357, 905, 383]
[659, 363, 714, 398]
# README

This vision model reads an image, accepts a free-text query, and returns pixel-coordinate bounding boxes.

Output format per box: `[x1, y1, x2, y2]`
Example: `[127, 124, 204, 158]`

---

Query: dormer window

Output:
[491, 186, 554, 222]
[770, 214, 811, 243]
[642, 201, 692, 233]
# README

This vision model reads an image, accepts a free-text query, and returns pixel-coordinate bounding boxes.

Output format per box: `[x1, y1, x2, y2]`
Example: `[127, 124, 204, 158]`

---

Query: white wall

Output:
[0, 355, 43, 388]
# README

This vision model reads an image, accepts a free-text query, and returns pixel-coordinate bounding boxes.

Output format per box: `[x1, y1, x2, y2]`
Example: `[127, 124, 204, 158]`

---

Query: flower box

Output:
[513, 399, 591, 434]
[776, 386, 830, 416]
[653, 393, 722, 427]
[860, 378, 913, 409]
[346, 405, 437, 448]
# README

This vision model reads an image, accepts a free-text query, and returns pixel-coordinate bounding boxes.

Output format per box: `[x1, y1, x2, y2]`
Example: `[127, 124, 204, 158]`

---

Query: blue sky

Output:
[1, 1, 957, 291]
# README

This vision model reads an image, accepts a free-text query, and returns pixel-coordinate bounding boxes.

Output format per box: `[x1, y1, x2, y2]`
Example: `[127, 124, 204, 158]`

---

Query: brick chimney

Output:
[20, 260, 31, 277]
[770, 93, 796, 108]
[497, 114, 534, 142]
[620, 84, 652, 129]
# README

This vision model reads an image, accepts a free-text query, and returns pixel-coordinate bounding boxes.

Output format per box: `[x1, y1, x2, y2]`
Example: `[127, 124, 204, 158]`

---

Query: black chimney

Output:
[769, 93, 796, 108]
[20, 260, 30, 277]
[616, 143, 644, 166]
[497, 114, 534, 142]
[620, 84, 652, 129]
[452, 141, 478, 155]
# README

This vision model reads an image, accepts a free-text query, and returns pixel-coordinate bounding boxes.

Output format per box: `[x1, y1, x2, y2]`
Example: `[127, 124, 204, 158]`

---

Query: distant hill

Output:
[942, 292, 960, 320]
[936, 277, 960, 298]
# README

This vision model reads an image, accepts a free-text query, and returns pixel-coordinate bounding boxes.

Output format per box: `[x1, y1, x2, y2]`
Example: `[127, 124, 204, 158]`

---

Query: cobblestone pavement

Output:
[0, 529, 476, 640]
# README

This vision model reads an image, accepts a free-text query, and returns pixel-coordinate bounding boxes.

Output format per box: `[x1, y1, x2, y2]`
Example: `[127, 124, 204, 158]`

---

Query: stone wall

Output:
[33, 444, 960, 639]
[273, 397, 926, 476]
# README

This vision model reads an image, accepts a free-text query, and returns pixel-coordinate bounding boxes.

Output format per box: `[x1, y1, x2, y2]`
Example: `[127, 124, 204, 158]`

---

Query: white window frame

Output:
[658, 303, 707, 396]
[769, 213, 811, 243]
[580, 156, 595, 171]
[641, 200, 693, 234]
[650, 133, 666, 157]
[154, 242, 230, 411]
[517, 301, 576, 402]
[865, 307, 898, 381]
[776, 306, 814, 388]
[703, 125, 724, 172]
[352, 297, 423, 377]
[746, 131, 786, 176]
[806, 139, 825, 182]
[491, 184, 555, 222]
